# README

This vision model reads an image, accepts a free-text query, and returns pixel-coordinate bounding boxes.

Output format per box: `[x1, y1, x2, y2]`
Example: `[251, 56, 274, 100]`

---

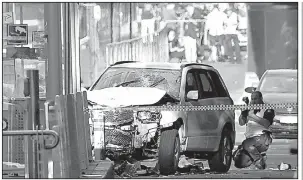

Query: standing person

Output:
[152, 4, 162, 36]
[204, 4, 227, 62]
[168, 30, 185, 63]
[183, 5, 198, 63]
[224, 8, 241, 63]
[141, 3, 156, 43]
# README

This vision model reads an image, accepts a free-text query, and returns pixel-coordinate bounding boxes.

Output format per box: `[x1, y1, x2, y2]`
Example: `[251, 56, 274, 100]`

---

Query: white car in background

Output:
[244, 69, 298, 139]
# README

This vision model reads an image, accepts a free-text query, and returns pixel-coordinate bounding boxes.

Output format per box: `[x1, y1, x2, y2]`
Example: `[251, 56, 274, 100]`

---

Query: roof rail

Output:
[182, 63, 213, 68]
[111, 61, 138, 66]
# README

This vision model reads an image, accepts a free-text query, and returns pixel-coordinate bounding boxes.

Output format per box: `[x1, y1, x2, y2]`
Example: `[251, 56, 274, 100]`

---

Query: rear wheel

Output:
[208, 129, 233, 173]
[158, 129, 180, 175]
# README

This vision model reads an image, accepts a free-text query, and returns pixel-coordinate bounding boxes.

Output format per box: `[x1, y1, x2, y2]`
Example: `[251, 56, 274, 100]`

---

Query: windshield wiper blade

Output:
[114, 79, 141, 87]
[149, 78, 166, 87]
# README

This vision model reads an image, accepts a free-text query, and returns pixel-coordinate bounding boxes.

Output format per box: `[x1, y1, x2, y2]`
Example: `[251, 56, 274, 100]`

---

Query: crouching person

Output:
[234, 91, 275, 170]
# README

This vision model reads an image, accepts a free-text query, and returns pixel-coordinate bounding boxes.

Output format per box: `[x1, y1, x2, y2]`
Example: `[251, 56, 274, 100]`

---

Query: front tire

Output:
[208, 129, 233, 173]
[158, 129, 180, 175]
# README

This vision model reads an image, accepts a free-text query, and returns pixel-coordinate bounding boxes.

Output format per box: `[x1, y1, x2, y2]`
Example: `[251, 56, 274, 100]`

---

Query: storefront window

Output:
[3, 3, 46, 99]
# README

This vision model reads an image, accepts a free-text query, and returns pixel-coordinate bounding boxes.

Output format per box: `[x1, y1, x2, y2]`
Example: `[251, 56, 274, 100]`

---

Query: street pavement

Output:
[137, 135, 298, 179]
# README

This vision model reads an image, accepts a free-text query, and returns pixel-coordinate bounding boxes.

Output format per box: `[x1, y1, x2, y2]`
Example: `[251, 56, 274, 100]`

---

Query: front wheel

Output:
[158, 129, 180, 175]
[208, 129, 233, 173]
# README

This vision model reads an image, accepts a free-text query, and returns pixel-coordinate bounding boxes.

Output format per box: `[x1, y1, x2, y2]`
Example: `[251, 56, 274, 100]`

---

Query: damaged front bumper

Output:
[92, 109, 163, 158]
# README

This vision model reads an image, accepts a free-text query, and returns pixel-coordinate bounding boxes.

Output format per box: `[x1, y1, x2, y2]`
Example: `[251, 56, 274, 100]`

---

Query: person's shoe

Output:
[254, 157, 266, 170]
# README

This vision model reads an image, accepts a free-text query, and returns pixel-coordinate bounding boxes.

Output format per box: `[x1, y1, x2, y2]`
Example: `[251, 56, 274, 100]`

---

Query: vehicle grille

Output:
[105, 129, 133, 147]
[103, 110, 134, 126]
[275, 107, 298, 115]
[103, 110, 134, 147]
[280, 122, 298, 127]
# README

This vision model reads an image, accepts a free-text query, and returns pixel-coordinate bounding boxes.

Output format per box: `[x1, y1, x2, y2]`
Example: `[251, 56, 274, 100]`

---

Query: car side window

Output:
[197, 71, 217, 99]
[185, 70, 199, 95]
[208, 70, 228, 97]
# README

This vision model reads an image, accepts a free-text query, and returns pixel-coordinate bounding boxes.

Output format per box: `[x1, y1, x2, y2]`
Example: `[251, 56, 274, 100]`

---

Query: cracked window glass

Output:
[92, 67, 181, 99]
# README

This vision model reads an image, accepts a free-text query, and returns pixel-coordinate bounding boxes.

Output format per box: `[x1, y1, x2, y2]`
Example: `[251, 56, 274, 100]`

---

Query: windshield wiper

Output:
[114, 79, 141, 87]
[148, 78, 166, 87]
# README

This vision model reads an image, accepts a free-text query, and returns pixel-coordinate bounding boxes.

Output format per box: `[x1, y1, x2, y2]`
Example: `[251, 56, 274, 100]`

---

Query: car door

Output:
[196, 69, 218, 134]
[207, 70, 234, 137]
[183, 69, 206, 137]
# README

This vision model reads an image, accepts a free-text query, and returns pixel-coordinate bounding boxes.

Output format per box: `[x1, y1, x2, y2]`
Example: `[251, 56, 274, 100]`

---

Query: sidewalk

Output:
[81, 159, 115, 179]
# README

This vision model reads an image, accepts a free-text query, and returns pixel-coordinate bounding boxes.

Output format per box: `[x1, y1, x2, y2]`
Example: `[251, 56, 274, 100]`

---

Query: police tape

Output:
[88, 103, 298, 112]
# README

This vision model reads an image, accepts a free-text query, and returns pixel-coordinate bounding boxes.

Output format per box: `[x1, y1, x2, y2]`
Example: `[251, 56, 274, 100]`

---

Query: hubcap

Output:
[223, 137, 232, 165]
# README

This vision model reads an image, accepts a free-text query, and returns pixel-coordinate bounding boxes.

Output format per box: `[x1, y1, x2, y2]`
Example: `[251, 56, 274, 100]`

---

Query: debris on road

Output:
[277, 162, 292, 170]
[178, 155, 192, 168]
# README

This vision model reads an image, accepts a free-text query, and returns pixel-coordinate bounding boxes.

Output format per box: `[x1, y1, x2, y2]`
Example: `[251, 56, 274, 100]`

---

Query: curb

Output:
[102, 160, 115, 179]
[81, 159, 115, 179]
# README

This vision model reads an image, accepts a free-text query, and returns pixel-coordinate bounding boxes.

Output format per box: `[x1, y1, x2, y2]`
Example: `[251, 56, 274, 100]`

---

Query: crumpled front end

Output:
[101, 109, 161, 157]
[88, 87, 179, 157]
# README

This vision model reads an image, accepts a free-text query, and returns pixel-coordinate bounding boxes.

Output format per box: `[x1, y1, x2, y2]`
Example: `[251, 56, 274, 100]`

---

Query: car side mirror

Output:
[186, 90, 199, 101]
[245, 87, 257, 93]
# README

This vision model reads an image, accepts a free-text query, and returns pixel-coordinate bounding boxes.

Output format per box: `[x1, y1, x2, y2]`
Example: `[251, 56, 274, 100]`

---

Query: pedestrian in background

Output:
[224, 8, 241, 63]
[141, 3, 156, 43]
[183, 5, 197, 63]
[204, 4, 227, 62]
[168, 30, 185, 63]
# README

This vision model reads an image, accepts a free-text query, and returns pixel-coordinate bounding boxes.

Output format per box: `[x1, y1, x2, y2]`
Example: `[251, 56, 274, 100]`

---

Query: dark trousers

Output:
[224, 34, 241, 63]
[242, 133, 272, 163]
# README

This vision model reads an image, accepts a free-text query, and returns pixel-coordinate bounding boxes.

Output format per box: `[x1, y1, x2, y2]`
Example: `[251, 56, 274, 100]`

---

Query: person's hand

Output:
[241, 110, 249, 117]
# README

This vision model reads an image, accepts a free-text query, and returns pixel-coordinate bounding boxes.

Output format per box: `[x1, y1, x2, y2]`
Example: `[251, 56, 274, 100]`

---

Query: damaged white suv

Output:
[88, 61, 235, 175]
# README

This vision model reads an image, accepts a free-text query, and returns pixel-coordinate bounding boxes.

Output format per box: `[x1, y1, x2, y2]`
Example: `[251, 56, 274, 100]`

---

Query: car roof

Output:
[111, 61, 214, 70]
[265, 69, 297, 76]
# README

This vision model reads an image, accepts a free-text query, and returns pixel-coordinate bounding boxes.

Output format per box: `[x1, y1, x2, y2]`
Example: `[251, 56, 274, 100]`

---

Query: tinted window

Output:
[208, 71, 228, 97]
[197, 71, 217, 99]
[185, 70, 199, 95]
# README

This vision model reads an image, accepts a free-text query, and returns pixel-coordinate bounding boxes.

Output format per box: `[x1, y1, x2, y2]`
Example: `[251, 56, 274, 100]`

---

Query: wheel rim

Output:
[223, 136, 232, 165]
[174, 136, 180, 169]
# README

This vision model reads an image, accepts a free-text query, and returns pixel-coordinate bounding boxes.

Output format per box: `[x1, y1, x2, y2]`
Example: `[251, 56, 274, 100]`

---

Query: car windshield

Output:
[260, 74, 297, 93]
[91, 67, 181, 99]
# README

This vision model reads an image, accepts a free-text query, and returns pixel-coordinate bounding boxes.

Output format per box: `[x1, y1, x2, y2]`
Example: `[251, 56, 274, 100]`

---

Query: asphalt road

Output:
[137, 137, 298, 179]
[137, 107, 298, 179]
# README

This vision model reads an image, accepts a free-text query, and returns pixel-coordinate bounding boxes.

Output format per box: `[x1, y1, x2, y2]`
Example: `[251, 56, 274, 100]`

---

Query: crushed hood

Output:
[87, 87, 167, 108]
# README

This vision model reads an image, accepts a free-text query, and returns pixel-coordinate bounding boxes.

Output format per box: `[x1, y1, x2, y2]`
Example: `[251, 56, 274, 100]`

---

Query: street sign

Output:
[7, 24, 28, 45]
[3, 12, 14, 24]
[32, 31, 46, 48]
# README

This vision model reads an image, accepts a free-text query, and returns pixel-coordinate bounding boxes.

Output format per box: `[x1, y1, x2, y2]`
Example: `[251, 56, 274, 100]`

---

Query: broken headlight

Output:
[137, 111, 162, 123]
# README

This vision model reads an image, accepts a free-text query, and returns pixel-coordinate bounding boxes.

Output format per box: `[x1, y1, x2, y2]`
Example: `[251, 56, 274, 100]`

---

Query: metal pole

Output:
[110, 3, 114, 43]
[70, 3, 81, 93]
[130, 3, 132, 39]
[44, 3, 63, 100]
[44, 4, 63, 179]
[28, 70, 40, 129]
[24, 69, 40, 178]
[18, 4, 25, 97]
